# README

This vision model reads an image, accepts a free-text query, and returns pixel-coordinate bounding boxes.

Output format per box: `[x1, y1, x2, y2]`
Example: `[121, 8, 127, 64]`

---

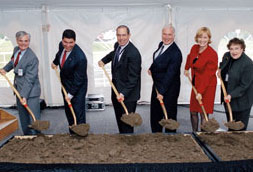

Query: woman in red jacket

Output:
[184, 27, 218, 131]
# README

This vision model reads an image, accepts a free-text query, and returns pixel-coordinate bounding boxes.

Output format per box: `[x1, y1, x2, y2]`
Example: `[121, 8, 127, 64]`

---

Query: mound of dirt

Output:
[198, 132, 253, 161]
[120, 113, 142, 127]
[159, 119, 180, 130]
[201, 118, 219, 132]
[0, 133, 210, 164]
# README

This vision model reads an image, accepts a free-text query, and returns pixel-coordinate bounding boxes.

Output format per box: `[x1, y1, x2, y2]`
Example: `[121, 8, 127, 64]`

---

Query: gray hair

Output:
[16, 31, 31, 41]
[162, 24, 175, 34]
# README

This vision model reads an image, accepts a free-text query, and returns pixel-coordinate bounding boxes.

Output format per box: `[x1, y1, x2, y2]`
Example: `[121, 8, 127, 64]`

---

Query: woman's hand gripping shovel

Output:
[186, 75, 219, 132]
[219, 76, 244, 130]
[54, 68, 90, 136]
[101, 66, 142, 127]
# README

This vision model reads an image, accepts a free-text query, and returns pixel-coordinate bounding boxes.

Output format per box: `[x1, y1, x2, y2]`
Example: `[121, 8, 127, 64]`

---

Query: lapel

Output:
[154, 42, 174, 62]
[11, 47, 18, 63]
[16, 47, 30, 67]
[15, 47, 29, 68]
[114, 42, 130, 69]
[61, 45, 76, 69]
[57, 41, 64, 66]
[220, 53, 231, 71]
[153, 42, 163, 60]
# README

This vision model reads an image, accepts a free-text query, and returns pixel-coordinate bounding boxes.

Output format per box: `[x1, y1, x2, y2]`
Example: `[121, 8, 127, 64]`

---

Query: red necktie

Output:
[14, 51, 22, 67]
[61, 50, 67, 68]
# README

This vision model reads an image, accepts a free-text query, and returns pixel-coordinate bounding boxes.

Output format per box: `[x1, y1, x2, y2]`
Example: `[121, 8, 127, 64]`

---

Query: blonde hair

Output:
[194, 27, 212, 44]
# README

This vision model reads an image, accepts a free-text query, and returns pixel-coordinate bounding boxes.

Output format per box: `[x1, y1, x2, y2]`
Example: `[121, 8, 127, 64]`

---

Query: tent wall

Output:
[0, 10, 44, 106]
[0, 2, 253, 106]
[0, 5, 169, 106]
[173, 7, 253, 103]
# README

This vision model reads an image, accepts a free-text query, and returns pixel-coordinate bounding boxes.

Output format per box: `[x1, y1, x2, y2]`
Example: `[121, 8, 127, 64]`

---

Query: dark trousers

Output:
[150, 87, 178, 133]
[62, 93, 86, 134]
[16, 96, 40, 135]
[112, 91, 136, 134]
[224, 103, 251, 131]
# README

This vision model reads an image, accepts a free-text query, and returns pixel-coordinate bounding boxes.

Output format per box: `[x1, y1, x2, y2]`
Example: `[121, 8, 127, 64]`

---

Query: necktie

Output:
[61, 50, 67, 68]
[14, 51, 22, 67]
[114, 46, 121, 67]
[157, 45, 164, 57]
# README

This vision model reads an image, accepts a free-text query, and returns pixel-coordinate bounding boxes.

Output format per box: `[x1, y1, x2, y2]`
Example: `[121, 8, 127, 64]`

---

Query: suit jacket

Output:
[149, 42, 182, 96]
[220, 52, 253, 111]
[4, 46, 41, 99]
[185, 44, 218, 94]
[101, 42, 141, 102]
[53, 42, 87, 97]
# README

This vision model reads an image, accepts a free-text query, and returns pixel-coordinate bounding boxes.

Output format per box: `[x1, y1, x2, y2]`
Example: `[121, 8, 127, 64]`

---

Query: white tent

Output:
[0, 0, 253, 106]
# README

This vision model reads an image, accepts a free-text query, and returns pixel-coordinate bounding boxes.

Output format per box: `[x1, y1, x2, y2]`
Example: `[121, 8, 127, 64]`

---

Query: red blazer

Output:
[185, 44, 218, 94]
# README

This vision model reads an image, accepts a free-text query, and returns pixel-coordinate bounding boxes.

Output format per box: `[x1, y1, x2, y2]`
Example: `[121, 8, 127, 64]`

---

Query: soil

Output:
[31, 120, 50, 131]
[201, 118, 220, 132]
[120, 113, 142, 127]
[70, 123, 90, 137]
[198, 132, 253, 161]
[224, 121, 244, 130]
[0, 133, 210, 164]
[159, 119, 180, 130]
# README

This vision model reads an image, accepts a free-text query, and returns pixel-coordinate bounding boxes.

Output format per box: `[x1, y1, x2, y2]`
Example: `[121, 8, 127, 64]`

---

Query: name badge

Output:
[18, 69, 23, 76]
[225, 74, 229, 81]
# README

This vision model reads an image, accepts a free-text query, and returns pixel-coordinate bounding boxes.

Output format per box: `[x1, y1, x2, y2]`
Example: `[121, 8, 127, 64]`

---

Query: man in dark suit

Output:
[0, 31, 41, 135]
[148, 25, 182, 133]
[51, 29, 88, 134]
[98, 25, 142, 134]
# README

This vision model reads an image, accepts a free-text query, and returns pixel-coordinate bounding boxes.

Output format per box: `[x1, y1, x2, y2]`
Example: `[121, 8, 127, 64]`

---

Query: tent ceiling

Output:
[0, 0, 253, 10]
[0, 0, 169, 10]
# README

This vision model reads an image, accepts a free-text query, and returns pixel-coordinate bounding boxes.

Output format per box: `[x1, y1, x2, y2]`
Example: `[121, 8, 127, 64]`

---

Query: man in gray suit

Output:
[0, 31, 41, 135]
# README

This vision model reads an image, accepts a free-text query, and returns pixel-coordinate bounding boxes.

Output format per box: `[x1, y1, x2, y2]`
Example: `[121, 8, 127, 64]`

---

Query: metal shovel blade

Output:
[159, 119, 180, 130]
[70, 123, 90, 137]
[121, 113, 142, 127]
[30, 120, 50, 131]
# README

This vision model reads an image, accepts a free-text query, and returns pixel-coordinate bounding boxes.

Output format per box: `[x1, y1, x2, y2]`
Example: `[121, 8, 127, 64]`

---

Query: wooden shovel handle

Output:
[101, 66, 129, 115]
[219, 76, 233, 122]
[1, 73, 36, 121]
[186, 75, 208, 121]
[155, 89, 168, 120]
[54, 68, 77, 125]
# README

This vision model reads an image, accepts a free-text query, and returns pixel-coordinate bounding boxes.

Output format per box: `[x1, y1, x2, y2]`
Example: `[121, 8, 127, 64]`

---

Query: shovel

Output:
[101, 66, 142, 127]
[54, 68, 90, 136]
[1, 73, 49, 131]
[219, 77, 244, 130]
[156, 89, 179, 130]
[186, 75, 219, 132]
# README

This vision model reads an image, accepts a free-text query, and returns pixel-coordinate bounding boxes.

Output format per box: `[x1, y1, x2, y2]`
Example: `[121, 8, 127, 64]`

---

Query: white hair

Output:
[162, 24, 175, 34]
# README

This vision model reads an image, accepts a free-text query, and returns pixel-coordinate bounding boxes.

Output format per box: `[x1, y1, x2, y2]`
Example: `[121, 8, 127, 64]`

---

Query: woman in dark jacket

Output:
[218, 38, 253, 131]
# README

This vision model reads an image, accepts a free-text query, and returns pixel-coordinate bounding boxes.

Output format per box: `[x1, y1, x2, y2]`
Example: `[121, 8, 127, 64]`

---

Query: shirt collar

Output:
[18, 49, 27, 55]
[162, 41, 173, 49]
[118, 41, 129, 50]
